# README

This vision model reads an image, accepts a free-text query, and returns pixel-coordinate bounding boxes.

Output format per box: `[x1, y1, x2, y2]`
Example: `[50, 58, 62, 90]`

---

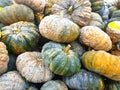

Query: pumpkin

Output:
[109, 10, 120, 22]
[106, 21, 120, 43]
[117, 0, 120, 8]
[16, 51, 53, 83]
[51, 0, 92, 26]
[41, 41, 81, 76]
[0, 71, 28, 90]
[1, 21, 40, 55]
[0, 0, 13, 7]
[0, 42, 9, 75]
[26, 86, 38, 90]
[63, 69, 105, 90]
[79, 26, 112, 51]
[82, 50, 120, 81]
[0, 4, 34, 25]
[104, 0, 118, 7]
[13, 0, 46, 12]
[39, 15, 80, 43]
[107, 80, 120, 90]
[41, 80, 68, 90]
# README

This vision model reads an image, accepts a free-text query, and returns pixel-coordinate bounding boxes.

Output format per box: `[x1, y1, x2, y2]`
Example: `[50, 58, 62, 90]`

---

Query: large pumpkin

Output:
[16, 51, 53, 83]
[0, 4, 34, 25]
[82, 50, 120, 81]
[39, 15, 80, 43]
[0, 71, 28, 90]
[1, 21, 40, 55]
[63, 69, 105, 90]
[51, 0, 92, 26]
[41, 41, 81, 76]
[79, 26, 112, 51]
[13, 0, 46, 12]
[0, 42, 9, 75]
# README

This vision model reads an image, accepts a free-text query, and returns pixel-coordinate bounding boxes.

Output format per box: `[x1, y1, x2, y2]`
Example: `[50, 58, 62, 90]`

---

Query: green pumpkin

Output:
[63, 69, 105, 90]
[1, 21, 40, 55]
[0, 4, 34, 25]
[41, 41, 81, 76]
[109, 10, 120, 22]
[0, 0, 13, 7]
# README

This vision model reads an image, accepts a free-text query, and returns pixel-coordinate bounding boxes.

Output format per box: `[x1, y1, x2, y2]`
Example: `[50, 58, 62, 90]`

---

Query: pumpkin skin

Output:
[82, 50, 120, 81]
[109, 10, 120, 22]
[0, 0, 13, 7]
[0, 4, 34, 25]
[41, 41, 81, 76]
[107, 81, 120, 90]
[63, 69, 105, 90]
[79, 26, 112, 51]
[1, 21, 40, 55]
[106, 21, 120, 43]
[39, 15, 80, 43]
[41, 80, 68, 90]
[0, 71, 28, 90]
[0, 42, 9, 75]
[51, 0, 91, 26]
[13, 0, 46, 12]
[16, 51, 53, 83]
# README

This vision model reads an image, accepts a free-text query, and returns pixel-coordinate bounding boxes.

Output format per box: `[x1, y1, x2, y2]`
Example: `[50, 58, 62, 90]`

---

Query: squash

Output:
[106, 21, 120, 43]
[16, 51, 53, 83]
[51, 0, 92, 26]
[39, 15, 80, 43]
[63, 69, 105, 90]
[0, 71, 28, 90]
[41, 41, 81, 76]
[104, 0, 118, 7]
[79, 26, 112, 51]
[1, 21, 40, 55]
[0, 42, 9, 75]
[13, 0, 46, 12]
[109, 10, 120, 22]
[0, 0, 13, 7]
[41, 80, 68, 90]
[0, 4, 34, 25]
[82, 50, 120, 81]
[107, 80, 120, 90]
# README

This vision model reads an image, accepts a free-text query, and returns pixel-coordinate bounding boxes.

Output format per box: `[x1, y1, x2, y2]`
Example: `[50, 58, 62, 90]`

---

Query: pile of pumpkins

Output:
[1, 0, 120, 90]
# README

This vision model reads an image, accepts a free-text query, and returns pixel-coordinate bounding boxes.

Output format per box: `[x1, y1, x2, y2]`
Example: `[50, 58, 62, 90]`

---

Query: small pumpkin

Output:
[39, 15, 80, 43]
[79, 26, 112, 51]
[51, 0, 92, 26]
[16, 51, 53, 83]
[0, 4, 34, 25]
[82, 50, 120, 81]
[63, 69, 105, 90]
[1, 21, 40, 55]
[41, 41, 81, 76]
[106, 21, 120, 43]
[0, 71, 28, 90]
[13, 0, 46, 12]
[41, 80, 68, 90]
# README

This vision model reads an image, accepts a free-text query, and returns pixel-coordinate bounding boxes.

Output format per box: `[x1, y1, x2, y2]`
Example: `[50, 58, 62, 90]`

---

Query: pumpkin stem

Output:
[67, 6, 73, 15]
[64, 44, 71, 53]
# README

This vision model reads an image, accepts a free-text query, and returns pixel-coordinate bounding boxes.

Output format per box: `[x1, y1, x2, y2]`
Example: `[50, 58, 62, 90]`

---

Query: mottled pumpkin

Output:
[107, 80, 120, 90]
[104, 0, 118, 7]
[13, 0, 46, 12]
[0, 4, 34, 25]
[0, 0, 13, 7]
[42, 41, 81, 76]
[63, 69, 105, 90]
[39, 15, 80, 43]
[109, 10, 120, 22]
[41, 80, 68, 90]
[106, 21, 120, 43]
[82, 50, 120, 81]
[51, 0, 92, 26]
[79, 26, 112, 51]
[0, 71, 28, 90]
[0, 42, 9, 75]
[16, 51, 53, 83]
[1, 21, 40, 55]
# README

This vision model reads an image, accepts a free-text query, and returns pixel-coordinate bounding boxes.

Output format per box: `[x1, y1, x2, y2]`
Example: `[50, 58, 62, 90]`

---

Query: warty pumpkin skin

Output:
[1, 21, 40, 55]
[41, 41, 81, 76]
[39, 15, 80, 43]
[0, 42, 9, 75]
[0, 4, 34, 25]
[0, 71, 28, 90]
[82, 50, 120, 81]
[79, 26, 112, 51]
[41, 80, 68, 90]
[51, 0, 92, 26]
[63, 69, 105, 90]
[16, 51, 53, 83]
